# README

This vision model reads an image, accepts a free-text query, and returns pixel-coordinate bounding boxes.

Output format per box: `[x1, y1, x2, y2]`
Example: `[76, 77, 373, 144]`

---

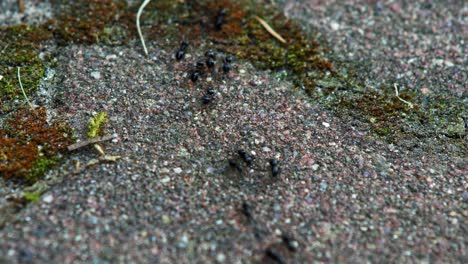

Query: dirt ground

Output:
[0, 0, 466, 263]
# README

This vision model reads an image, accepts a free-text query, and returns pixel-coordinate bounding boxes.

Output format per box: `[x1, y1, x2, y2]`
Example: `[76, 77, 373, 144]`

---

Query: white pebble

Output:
[42, 194, 54, 203]
[216, 253, 226, 262]
[90, 71, 101, 79]
[160, 176, 170, 183]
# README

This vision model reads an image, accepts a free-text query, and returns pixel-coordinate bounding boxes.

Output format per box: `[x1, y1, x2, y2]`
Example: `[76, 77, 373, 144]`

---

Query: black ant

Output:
[191, 71, 200, 82]
[191, 60, 205, 82]
[281, 234, 297, 252]
[223, 55, 233, 73]
[264, 248, 286, 264]
[205, 50, 216, 68]
[238, 149, 253, 165]
[202, 88, 215, 104]
[215, 8, 226, 30]
[175, 41, 188, 60]
[270, 159, 280, 177]
[196, 60, 205, 70]
[228, 159, 242, 173]
[241, 201, 252, 219]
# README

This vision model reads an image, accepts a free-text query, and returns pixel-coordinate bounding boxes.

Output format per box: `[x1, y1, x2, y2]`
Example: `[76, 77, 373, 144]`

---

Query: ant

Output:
[238, 149, 253, 165]
[191, 60, 205, 82]
[191, 71, 200, 82]
[205, 50, 216, 68]
[215, 8, 227, 30]
[202, 88, 215, 104]
[223, 55, 233, 73]
[241, 201, 252, 219]
[228, 159, 243, 173]
[270, 159, 280, 177]
[175, 41, 188, 60]
[281, 234, 298, 252]
[264, 248, 286, 264]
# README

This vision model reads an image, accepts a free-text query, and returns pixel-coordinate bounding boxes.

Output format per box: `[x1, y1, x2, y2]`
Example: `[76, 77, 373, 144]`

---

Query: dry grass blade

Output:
[18, 0, 25, 13]
[394, 83, 414, 109]
[17, 67, 33, 108]
[254, 16, 287, 44]
[136, 0, 151, 56]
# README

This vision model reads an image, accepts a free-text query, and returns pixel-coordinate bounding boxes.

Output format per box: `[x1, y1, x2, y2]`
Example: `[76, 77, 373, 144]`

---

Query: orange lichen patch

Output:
[0, 107, 73, 182]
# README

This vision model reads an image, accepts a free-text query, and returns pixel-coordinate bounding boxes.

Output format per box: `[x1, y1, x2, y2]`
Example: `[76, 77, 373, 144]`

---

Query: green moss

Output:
[138, 0, 333, 93]
[28, 157, 58, 183]
[0, 24, 52, 103]
[50, 0, 134, 45]
[23, 190, 46, 203]
[87, 112, 108, 139]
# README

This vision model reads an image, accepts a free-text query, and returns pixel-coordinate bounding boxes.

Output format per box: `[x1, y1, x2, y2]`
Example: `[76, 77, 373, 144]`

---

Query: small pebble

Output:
[42, 194, 54, 203]
[90, 71, 101, 79]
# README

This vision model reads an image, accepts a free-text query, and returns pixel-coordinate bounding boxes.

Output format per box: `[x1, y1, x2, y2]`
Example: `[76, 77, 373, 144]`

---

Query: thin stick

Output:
[255, 16, 287, 44]
[136, 0, 151, 56]
[17, 67, 33, 108]
[67, 134, 118, 151]
[394, 83, 414, 109]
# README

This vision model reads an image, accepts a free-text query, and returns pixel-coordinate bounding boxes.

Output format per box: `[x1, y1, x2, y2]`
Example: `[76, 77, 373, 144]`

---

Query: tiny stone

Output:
[322, 122, 330, 128]
[162, 214, 171, 224]
[160, 176, 170, 183]
[173, 167, 183, 174]
[90, 71, 101, 79]
[106, 54, 117, 60]
[216, 253, 226, 262]
[42, 194, 54, 203]
[262, 147, 271, 152]
[312, 164, 320, 171]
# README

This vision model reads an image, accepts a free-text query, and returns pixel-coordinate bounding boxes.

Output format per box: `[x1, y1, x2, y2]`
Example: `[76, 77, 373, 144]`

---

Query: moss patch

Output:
[0, 107, 74, 183]
[50, 0, 135, 45]
[0, 24, 53, 104]
[23, 190, 46, 203]
[87, 112, 108, 139]
[141, 0, 333, 93]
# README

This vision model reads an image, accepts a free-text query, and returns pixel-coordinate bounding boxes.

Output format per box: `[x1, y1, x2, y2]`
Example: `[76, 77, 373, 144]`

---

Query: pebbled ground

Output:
[0, 0, 466, 263]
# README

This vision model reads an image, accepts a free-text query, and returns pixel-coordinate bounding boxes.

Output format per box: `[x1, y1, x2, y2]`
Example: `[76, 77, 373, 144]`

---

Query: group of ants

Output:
[170, 8, 298, 263]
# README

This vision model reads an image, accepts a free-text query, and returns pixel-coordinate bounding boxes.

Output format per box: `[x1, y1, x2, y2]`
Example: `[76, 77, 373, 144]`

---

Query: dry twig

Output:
[67, 134, 118, 151]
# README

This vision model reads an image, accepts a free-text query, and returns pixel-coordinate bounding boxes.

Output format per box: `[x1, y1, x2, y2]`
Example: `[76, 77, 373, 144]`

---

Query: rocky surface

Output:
[0, 0, 466, 263]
